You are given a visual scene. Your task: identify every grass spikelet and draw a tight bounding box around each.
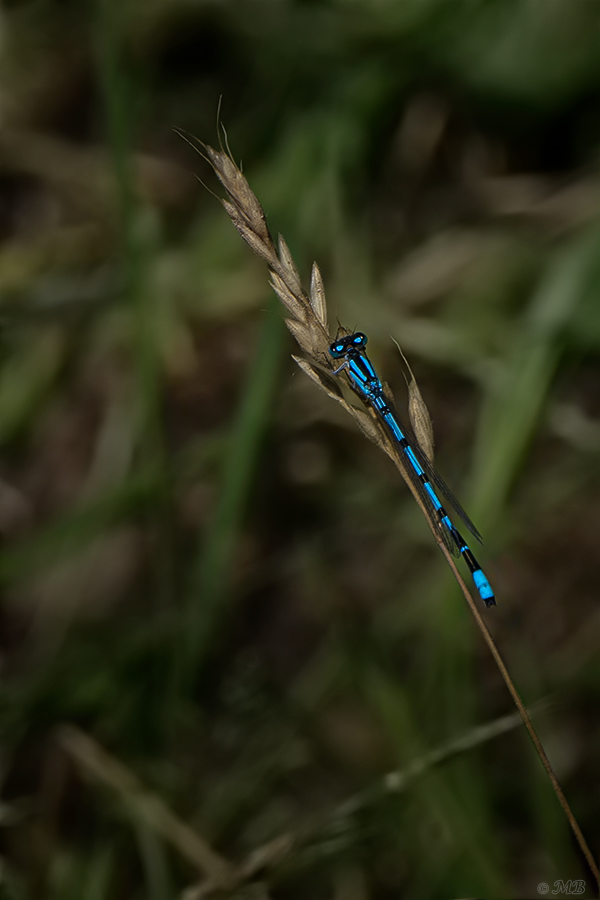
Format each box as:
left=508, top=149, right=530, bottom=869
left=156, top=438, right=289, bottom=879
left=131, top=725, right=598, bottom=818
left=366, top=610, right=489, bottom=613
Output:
left=394, top=338, right=435, bottom=464
left=204, top=146, right=272, bottom=248
left=277, top=234, right=303, bottom=298
left=200, top=144, right=330, bottom=356
left=270, top=271, right=306, bottom=320
left=309, top=262, right=328, bottom=329
left=407, top=375, right=435, bottom=465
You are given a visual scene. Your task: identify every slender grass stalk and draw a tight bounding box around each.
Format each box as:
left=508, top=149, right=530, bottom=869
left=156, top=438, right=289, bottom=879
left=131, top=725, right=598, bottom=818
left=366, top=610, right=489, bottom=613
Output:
left=441, top=543, right=600, bottom=889
left=195, top=140, right=600, bottom=894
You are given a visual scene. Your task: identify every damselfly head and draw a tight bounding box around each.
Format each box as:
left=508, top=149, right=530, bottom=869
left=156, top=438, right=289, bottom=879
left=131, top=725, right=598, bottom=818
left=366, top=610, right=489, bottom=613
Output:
left=329, top=331, right=367, bottom=358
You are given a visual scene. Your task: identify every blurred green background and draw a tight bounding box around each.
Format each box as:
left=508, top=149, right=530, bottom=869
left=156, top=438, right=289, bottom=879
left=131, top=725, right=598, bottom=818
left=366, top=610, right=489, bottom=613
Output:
left=0, top=0, right=599, bottom=897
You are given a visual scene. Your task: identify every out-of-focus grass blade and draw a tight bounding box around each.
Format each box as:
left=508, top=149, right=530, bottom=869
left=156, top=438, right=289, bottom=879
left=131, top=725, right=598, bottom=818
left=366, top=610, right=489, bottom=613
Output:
left=135, top=824, right=171, bottom=900
left=470, top=228, right=600, bottom=530
left=82, top=847, right=114, bottom=900
left=181, top=300, right=285, bottom=688
left=94, top=0, right=163, bottom=462
left=94, top=0, right=136, bottom=247
left=94, top=0, right=173, bottom=619
left=0, top=471, right=155, bottom=584
left=0, top=328, right=65, bottom=444
left=361, top=664, right=509, bottom=898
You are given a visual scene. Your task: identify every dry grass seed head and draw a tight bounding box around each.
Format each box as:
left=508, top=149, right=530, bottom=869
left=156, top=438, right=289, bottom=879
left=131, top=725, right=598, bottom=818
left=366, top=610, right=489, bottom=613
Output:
left=392, top=338, right=435, bottom=464
left=200, top=143, right=441, bottom=525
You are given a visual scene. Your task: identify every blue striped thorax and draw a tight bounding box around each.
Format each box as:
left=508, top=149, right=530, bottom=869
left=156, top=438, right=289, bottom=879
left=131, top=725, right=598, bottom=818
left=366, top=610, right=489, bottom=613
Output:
left=329, top=333, right=382, bottom=400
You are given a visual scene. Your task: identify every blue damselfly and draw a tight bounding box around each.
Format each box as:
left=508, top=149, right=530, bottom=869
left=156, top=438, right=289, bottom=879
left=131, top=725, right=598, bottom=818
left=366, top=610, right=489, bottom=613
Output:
left=329, top=331, right=494, bottom=607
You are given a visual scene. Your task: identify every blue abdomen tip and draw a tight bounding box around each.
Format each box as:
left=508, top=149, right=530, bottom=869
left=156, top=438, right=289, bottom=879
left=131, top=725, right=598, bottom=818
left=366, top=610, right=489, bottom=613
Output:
left=473, top=569, right=496, bottom=608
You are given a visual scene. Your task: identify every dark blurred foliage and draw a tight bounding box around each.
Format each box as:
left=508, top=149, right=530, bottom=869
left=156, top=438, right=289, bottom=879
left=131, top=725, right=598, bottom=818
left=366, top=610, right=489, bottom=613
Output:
left=0, top=0, right=598, bottom=897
